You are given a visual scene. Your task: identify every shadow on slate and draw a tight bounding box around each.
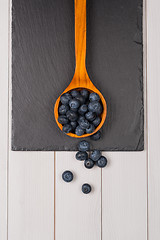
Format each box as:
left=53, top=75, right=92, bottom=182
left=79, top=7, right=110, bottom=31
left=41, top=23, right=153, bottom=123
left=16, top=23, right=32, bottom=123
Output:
left=12, top=0, right=144, bottom=151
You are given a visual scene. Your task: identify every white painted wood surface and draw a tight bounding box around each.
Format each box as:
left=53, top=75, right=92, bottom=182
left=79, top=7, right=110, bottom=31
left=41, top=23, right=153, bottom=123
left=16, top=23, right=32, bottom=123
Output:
left=147, top=0, right=160, bottom=239
left=1, top=0, right=160, bottom=239
left=0, top=0, right=9, bottom=239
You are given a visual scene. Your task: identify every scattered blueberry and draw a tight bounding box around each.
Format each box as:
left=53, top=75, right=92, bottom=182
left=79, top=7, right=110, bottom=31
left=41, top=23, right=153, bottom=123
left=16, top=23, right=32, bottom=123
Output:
left=58, top=115, right=69, bottom=125
left=69, top=99, right=81, bottom=111
left=75, top=126, right=85, bottom=136
left=79, top=118, right=90, bottom=129
left=89, top=92, right=100, bottom=102
left=82, top=183, right=91, bottom=194
left=60, top=93, right=72, bottom=105
left=86, top=124, right=95, bottom=134
left=80, top=89, right=89, bottom=99
left=70, top=89, right=80, bottom=98
left=62, top=124, right=72, bottom=133
left=78, top=104, right=88, bottom=115
left=76, top=151, right=88, bottom=161
left=90, top=150, right=101, bottom=162
left=96, top=156, right=107, bottom=168
left=88, top=101, right=103, bottom=115
left=78, top=140, right=90, bottom=152
left=90, top=131, right=101, bottom=141
left=84, top=159, right=94, bottom=169
left=62, top=170, right=73, bottom=182
left=66, top=110, right=78, bottom=121
left=92, top=117, right=101, bottom=127
left=85, top=112, right=96, bottom=121
left=58, top=104, right=69, bottom=115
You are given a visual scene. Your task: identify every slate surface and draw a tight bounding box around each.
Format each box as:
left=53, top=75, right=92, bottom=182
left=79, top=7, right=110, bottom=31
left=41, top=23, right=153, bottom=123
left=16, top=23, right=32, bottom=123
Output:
left=12, top=0, right=143, bottom=151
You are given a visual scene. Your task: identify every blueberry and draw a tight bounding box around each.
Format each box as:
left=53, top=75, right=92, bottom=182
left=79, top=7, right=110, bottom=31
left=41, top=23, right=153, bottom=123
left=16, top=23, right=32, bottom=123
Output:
left=86, top=124, right=95, bottom=134
left=58, top=104, right=69, bottom=115
left=75, top=126, right=85, bottom=136
left=96, top=156, right=107, bottom=168
left=70, top=89, right=80, bottom=98
left=84, top=159, right=94, bottom=169
left=90, top=149, right=101, bottom=161
left=78, top=140, right=90, bottom=151
left=60, top=93, right=72, bottom=105
left=76, top=151, right=88, bottom=161
left=79, top=118, right=90, bottom=129
left=62, top=171, right=73, bottom=182
left=85, top=112, right=96, bottom=121
left=82, top=183, right=91, bottom=194
left=89, top=92, right=100, bottom=102
left=80, top=89, right=89, bottom=99
left=88, top=101, right=103, bottom=115
left=63, top=124, right=72, bottom=133
left=66, top=110, right=78, bottom=121
left=78, top=104, right=88, bottom=115
left=78, top=116, right=85, bottom=124
left=69, top=99, right=80, bottom=110
left=75, top=95, right=85, bottom=104
left=70, top=121, right=77, bottom=130
left=90, top=131, right=101, bottom=141
left=92, top=117, right=101, bottom=127
left=58, top=115, right=69, bottom=125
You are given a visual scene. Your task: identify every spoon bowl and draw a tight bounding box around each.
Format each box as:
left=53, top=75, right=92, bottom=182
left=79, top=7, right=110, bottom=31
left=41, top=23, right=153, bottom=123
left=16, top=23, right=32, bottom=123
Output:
left=54, top=0, right=107, bottom=138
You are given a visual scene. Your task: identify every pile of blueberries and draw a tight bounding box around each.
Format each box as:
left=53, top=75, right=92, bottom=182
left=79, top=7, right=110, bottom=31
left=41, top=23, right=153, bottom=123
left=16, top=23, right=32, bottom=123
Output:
left=58, top=89, right=103, bottom=136
left=62, top=140, right=108, bottom=194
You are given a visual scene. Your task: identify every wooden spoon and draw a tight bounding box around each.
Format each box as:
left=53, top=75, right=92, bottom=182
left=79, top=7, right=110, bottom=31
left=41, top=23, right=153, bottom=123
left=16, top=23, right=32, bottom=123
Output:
left=54, top=0, right=107, bottom=138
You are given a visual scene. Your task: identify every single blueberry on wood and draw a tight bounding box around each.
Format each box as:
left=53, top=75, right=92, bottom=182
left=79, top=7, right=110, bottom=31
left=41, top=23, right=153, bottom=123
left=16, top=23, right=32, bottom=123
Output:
left=62, top=124, right=72, bottom=133
left=89, top=92, right=100, bottom=102
left=88, top=101, right=102, bottom=115
left=76, top=151, right=88, bottom=161
left=60, top=93, right=72, bottom=105
left=62, top=171, right=73, bottom=182
left=92, top=117, right=101, bottom=127
left=90, top=131, right=101, bottom=141
left=86, top=124, right=95, bottom=134
left=84, top=159, right=94, bottom=169
left=58, top=115, right=69, bottom=125
left=78, top=104, right=88, bottom=115
left=78, top=140, right=90, bottom=151
left=96, top=156, right=108, bottom=168
left=66, top=110, right=78, bottom=121
left=90, top=149, right=101, bottom=161
left=80, top=89, right=89, bottom=99
left=69, top=99, right=80, bottom=110
left=79, top=118, right=90, bottom=129
left=82, top=183, right=91, bottom=194
left=58, top=104, right=69, bottom=115
left=75, top=126, right=85, bottom=136
left=70, top=89, right=80, bottom=98
left=85, top=111, right=96, bottom=121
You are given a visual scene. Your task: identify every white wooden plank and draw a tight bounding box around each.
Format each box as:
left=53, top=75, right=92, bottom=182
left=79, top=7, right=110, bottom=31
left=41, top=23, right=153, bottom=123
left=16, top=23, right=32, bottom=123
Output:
left=0, top=0, right=9, bottom=239
left=102, top=152, right=147, bottom=240
left=8, top=152, right=54, bottom=240
left=147, top=0, right=160, bottom=239
left=55, top=152, right=101, bottom=240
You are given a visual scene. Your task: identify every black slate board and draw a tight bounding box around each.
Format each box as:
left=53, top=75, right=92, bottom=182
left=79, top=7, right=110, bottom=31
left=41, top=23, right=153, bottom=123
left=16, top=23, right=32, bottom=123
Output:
left=12, top=0, right=144, bottom=151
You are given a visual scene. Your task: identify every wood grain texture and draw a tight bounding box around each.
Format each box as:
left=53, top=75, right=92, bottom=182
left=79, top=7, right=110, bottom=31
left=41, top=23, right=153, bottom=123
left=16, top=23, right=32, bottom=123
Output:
left=55, top=152, right=101, bottom=240
left=0, top=0, right=9, bottom=239
left=147, top=0, right=160, bottom=239
left=102, top=152, right=147, bottom=240
left=8, top=152, right=54, bottom=240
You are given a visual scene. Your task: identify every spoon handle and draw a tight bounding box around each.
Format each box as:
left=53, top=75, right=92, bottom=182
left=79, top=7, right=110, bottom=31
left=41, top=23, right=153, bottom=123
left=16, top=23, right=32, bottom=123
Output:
left=74, top=0, right=87, bottom=79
